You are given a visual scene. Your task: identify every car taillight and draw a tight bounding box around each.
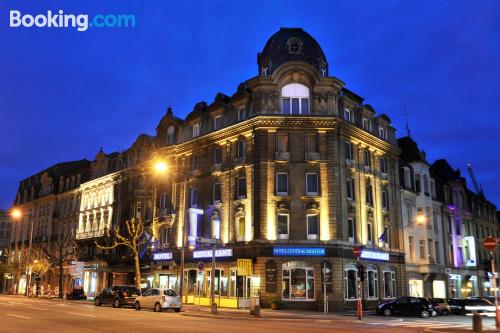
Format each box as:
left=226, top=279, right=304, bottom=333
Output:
left=123, top=291, right=128, bottom=297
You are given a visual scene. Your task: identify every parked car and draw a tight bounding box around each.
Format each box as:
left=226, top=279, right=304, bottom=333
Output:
left=376, top=296, right=436, bottom=318
left=427, top=298, right=450, bottom=316
left=134, top=288, right=182, bottom=312
left=94, top=285, right=141, bottom=308
left=448, top=298, right=495, bottom=315
left=66, top=288, right=87, bottom=300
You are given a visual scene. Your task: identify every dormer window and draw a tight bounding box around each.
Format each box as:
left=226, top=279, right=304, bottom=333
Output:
left=362, top=118, right=372, bottom=131
left=378, top=126, right=387, bottom=139
left=192, top=123, right=200, bottom=137
left=343, top=109, right=354, bottom=123
left=213, top=115, right=222, bottom=130
left=238, top=107, right=247, bottom=121
left=167, top=125, right=175, bottom=145
left=281, top=83, right=309, bottom=115
left=321, top=67, right=327, bottom=77
left=262, top=66, right=269, bottom=76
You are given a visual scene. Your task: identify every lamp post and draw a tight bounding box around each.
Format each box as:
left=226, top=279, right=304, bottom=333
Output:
left=194, top=236, right=219, bottom=314
left=11, top=208, right=34, bottom=296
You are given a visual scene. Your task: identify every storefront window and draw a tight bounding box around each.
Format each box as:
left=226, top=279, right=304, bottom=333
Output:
left=384, top=269, right=396, bottom=298
left=282, top=261, right=315, bottom=300
left=449, top=275, right=461, bottom=298
left=367, top=265, right=378, bottom=299
left=409, top=279, right=423, bottom=297
left=433, top=280, right=446, bottom=298
left=344, top=263, right=357, bottom=300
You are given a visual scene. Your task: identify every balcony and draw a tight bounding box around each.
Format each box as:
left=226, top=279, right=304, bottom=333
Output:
left=234, top=156, right=246, bottom=167
left=210, top=164, right=222, bottom=173
left=380, top=172, right=388, bottom=180
left=305, top=152, right=320, bottom=161
left=76, top=229, right=105, bottom=240
left=363, top=165, right=372, bottom=173
left=345, top=159, right=355, bottom=168
left=275, top=151, right=290, bottom=162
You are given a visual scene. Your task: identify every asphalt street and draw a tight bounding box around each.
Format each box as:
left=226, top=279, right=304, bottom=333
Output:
left=0, top=295, right=498, bottom=333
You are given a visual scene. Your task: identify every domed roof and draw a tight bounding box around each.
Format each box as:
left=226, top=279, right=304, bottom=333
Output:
left=258, top=28, right=328, bottom=76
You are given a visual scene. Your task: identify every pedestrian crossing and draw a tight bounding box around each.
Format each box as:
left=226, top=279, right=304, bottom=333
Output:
left=364, top=320, right=493, bottom=331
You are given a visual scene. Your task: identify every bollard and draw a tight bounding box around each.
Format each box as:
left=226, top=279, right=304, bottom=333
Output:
left=254, top=305, right=261, bottom=318
left=472, top=311, right=483, bottom=332
left=211, top=303, right=218, bottom=314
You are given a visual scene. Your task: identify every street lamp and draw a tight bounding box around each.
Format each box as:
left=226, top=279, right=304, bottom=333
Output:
left=416, top=213, right=426, bottom=224
left=11, top=208, right=34, bottom=296
left=154, top=161, right=168, bottom=174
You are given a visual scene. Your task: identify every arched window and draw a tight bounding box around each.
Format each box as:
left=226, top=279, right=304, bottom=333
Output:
left=235, top=211, right=246, bottom=242
left=211, top=213, right=220, bottom=240
left=167, top=126, right=175, bottom=145
left=282, top=261, right=315, bottom=300
left=367, top=265, right=378, bottom=299
left=281, top=83, right=310, bottom=115
left=344, top=262, right=358, bottom=300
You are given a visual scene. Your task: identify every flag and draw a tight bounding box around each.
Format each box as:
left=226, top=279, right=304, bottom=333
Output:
left=378, top=227, right=388, bottom=243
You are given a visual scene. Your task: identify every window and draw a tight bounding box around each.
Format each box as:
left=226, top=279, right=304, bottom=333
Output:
left=191, top=155, right=199, bottom=171
left=367, top=222, right=373, bottom=244
left=212, top=216, right=220, bottom=240
left=238, top=107, right=247, bottom=121
left=307, top=214, right=319, bottom=239
left=348, top=218, right=356, bottom=243
left=306, top=173, right=319, bottom=195
left=236, top=215, right=245, bottom=241
left=367, top=266, right=378, bottom=299
left=415, top=174, right=421, bottom=193
left=277, top=213, right=289, bottom=239
left=380, top=157, right=387, bottom=173
left=276, top=134, right=288, bottom=152
left=305, top=134, right=318, bottom=153
left=281, top=83, right=309, bottom=115
left=283, top=262, right=315, bottom=300
left=321, top=66, right=327, bottom=77
left=344, top=264, right=358, bottom=299
left=346, top=178, right=355, bottom=201
left=430, top=180, right=436, bottom=198
left=428, top=239, right=434, bottom=260
left=276, top=173, right=289, bottom=195
left=261, top=66, right=268, bottom=76
left=213, top=147, right=222, bottom=165
left=167, top=125, right=175, bottom=145
left=190, top=188, right=198, bottom=208
left=237, top=140, right=246, bottom=159
left=378, top=127, right=387, bottom=139
left=383, top=270, right=396, bottom=298
left=423, top=174, right=429, bottom=195
left=382, top=190, right=389, bottom=211
left=366, top=182, right=374, bottom=206
left=364, top=150, right=371, bottom=167
left=192, top=123, right=200, bottom=137
left=435, top=241, right=440, bottom=263
left=419, top=240, right=425, bottom=259
left=362, top=118, right=371, bottom=131
left=344, top=141, right=353, bottom=160
left=213, top=183, right=221, bottom=203
left=408, top=236, right=414, bottom=260
left=135, top=202, right=142, bottom=219
left=237, top=177, right=246, bottom=198
left=343, top=108, right=353, bottom=122
left=213, top=115, right=222, bottom=130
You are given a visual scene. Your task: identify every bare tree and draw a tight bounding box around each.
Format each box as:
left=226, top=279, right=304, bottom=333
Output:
left=95, top=218, right=144, bottom=289
left=41, top=231, right=76, bottom=298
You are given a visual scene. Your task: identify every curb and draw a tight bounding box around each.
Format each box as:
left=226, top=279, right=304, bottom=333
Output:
left=180, top=312, right=383, bottom=323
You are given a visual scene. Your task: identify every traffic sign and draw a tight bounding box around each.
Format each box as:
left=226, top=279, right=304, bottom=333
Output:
left=353, top=246, right=364, bottom=259
left=483, top=237, right=498, bottom=251
left=197, top=262, right=205, bottom=272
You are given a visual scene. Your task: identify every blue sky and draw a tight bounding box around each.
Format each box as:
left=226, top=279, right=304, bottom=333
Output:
left=1, top=0, right=500, bottom=209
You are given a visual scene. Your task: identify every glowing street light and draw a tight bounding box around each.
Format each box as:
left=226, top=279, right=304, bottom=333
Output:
left=11, top=208, right=22, bottom=219
left=416, top=213, right=426, bottom=224
left=154, top=161, right=168, bottom=174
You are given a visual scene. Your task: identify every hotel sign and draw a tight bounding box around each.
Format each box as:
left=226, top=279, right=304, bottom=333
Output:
left=193, top=248, right=233, bottom=259
left=272, top=247, right=326, bottom=256
left=153, top=252, right=173, bottom=261
left=360, top=249, right=389, bottom=261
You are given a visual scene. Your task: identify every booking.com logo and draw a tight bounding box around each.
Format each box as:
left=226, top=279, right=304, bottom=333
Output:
left=9, top=10, right=135, bottom=32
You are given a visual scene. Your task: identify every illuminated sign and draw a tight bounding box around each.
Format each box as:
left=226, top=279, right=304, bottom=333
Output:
left=153, top=252, right=173, bottom=261
left=272, top=247, right=326, bottom=256
left=449, top=274, right=460, bottom=280
left=464, top=236, right=477, bottom=267
left=360, top=250, right=389, bottom=261
left=193, top=248, right=233, bottom=259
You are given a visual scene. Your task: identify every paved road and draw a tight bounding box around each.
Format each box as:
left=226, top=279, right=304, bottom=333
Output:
left=0, top=295, right=497, bottom=333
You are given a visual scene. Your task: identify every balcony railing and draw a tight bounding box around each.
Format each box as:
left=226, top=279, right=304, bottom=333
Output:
left=275, top=151, right=290, bottom=161
left=305, top=152, right=320, bottom=161
left=76, top=229, right=105, bottom=240
left=234, top=156, right=246, bottom=167
left=190, top=169, right=202, bottom=178
left=211, top=164, right=222, bottom=173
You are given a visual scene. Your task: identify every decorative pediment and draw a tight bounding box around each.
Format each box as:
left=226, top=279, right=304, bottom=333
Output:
left=307, top=201, right=320, bottom=212
left=276, top=199, right=290, bottom=212
left=367, top=209, right=374, bottom=221
left=235, top=204, right=245, bottom=215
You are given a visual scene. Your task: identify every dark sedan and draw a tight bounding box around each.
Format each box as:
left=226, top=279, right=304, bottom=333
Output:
left=94, top=285, right=141, bottom=308
left=376, top=296, right=436, bottom=318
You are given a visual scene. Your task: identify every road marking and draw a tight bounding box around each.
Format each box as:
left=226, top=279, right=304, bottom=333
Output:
left=67, top=312, right=96, bottom=318
left=27, top=306, right=48, bottom=311
left=6, top=314, right=31, bottom=319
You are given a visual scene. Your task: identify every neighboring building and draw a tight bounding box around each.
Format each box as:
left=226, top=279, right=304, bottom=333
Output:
left=7, top=160, right=90, bottom=295
left=431, top=159, right=499, bottom=299
left=398, top=137, right=446, bottom=298
left=0, top=210, right=12, bottom=293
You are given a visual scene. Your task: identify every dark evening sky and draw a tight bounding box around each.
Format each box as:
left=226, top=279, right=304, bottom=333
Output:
left=1, top=1, right=499, bottom=210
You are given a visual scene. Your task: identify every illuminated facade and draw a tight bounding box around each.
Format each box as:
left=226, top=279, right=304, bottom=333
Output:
left=149, top=28, right=406, bottom=310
